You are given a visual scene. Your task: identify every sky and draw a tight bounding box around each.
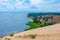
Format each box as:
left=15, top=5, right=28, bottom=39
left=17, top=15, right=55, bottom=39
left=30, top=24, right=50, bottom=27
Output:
left=0, top=0, right=60, bottom=12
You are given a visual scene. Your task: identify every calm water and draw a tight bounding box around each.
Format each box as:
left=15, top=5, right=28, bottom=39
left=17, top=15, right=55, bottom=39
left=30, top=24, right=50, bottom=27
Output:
left=0, top=12, right=30, bottom=37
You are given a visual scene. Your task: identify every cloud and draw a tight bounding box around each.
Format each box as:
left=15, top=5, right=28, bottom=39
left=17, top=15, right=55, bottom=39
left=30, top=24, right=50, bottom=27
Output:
left=29, top=0, right=60, bottom=12
left=30, top=0, right=56, bottom=5
left=30, top=0, right=41, bottom=5
left=36, top=4, right=60, bottom=12
left=0, top=1, right=14, bottom=9
left=0, top=0, right=60, bottom=12
left=43, top=0, right=56, bottom=3
left=0, top=0, right=31, bottom=10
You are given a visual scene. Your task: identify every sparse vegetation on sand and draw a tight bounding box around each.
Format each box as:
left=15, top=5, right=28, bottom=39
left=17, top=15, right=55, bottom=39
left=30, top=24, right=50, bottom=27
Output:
left=4, top=38, right=10, bottom=40
left=28, top=34, right=36, bottom=39
left=9, top=33, right=14, bottom=37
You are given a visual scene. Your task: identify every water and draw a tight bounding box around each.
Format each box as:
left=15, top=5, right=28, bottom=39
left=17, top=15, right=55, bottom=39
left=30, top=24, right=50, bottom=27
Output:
left=0, top=12, right=30, bottom=37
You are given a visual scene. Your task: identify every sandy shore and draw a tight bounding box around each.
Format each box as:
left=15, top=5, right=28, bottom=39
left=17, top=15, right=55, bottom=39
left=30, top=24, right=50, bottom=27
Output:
left=2, top=23, right=60, bottom=40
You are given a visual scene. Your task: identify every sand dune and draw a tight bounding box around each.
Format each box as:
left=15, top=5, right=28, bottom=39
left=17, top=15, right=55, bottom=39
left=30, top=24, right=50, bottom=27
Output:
left=0, top=38, right=2, bottom=40
left=2, top=23, right=60, bottom=40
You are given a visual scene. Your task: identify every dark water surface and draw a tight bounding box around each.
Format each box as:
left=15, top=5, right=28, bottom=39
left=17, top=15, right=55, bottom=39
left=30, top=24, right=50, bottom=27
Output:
left=0, top=12, right=30, bottom=37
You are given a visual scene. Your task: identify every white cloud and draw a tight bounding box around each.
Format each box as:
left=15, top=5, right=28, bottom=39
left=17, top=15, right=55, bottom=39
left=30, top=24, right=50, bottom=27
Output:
left=14, top=0, right=31, bottom=10
left=30, top=0, right=56, bottom=5
left=30, top=0, right=43, bottom=5
left=0, top=0, right=31, bottom=10
left=0, top=0, right=60, bottom=12
left=0, top=1, right=14, bottom=9
left=32, top=3, right=60, bottom=12
left=43, top=0, right=56, bottom=3
left=0, top=0, right=8, bottom=2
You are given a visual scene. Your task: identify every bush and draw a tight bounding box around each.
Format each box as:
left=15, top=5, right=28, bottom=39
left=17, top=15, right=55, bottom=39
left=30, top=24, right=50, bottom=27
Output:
left=29, top=34, right=36, bottom=39
left=43, top=22, right=48, bottom=26
left=48, top=22, right=53, bottom=25
left=43, top=22, right=53, bottom=26
left=9, top=33, right=14, bottom=37
left=5, top=38, right=10, bottom=40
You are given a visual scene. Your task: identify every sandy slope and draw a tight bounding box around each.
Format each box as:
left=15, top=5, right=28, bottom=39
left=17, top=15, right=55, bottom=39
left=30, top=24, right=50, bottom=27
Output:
left=2, top=23, right=60, bottom=40
left=0, top=38, right=2, bottom=40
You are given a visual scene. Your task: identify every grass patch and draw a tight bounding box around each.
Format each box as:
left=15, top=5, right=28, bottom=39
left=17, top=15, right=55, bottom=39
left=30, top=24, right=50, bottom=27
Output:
left=26, top=22, right=41, bottom=29
left=25, top=21, right=53, bottom=31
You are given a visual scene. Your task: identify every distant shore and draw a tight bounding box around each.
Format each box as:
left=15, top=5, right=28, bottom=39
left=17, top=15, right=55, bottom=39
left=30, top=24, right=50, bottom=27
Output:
left=26, top=13, right=60, bottom=30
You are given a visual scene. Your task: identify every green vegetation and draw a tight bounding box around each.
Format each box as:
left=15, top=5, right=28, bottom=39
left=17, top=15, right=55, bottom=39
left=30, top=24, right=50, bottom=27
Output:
left=26, top=13, right=55, bottom=31
left=43, top=22, right=53, bottom=26
left=29, top=34, right=36, bottom=39
left=5, top=38, right=10, bottom=40
left=25, top=21, right=53, bottom=31
left=26, top=22, right=41, bottom=30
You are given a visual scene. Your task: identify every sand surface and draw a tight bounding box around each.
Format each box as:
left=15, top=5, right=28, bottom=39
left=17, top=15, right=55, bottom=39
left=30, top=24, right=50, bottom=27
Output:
left=0, top=38, right=2, bottom=40
left=2, top=23, right=60, bottom=40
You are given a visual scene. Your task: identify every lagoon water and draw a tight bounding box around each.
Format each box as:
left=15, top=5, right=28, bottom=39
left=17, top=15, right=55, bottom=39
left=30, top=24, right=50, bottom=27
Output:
left=0, top=12, right=30, bottom=37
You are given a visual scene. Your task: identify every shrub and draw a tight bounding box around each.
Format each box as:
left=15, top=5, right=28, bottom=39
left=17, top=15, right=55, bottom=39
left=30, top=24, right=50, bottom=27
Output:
left=29, top=34, right=36, bottom=39
left=9, top=33, right=14, bottom=37
left=43, top=22, right=48, bottom=26
left=48, top=22, right=53, bottom=25
left=5, top=38, right=10, bottom=40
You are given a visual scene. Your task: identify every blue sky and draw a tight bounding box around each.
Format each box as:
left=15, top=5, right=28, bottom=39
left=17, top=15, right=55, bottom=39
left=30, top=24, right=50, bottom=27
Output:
left=0, top=0, right=60, bottom=12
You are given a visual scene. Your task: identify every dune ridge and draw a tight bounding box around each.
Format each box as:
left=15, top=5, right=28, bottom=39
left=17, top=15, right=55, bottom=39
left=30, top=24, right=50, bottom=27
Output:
left=1, top=23, right=60, bottom=40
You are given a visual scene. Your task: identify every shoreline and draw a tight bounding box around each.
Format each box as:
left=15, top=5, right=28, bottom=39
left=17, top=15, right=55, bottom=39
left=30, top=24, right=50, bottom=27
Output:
left=1, top=23, right=60, bottom=40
